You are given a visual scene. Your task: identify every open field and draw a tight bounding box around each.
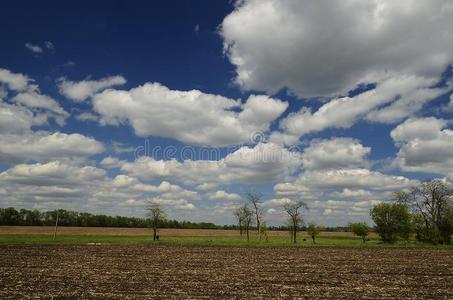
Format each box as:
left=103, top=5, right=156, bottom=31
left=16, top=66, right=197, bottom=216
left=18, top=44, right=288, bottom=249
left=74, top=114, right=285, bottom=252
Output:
left=2, top=234, right=453, bottom=249
left=1, top=245, right=452, bottom=298
left=1, top=226, right=451, bottom=248
left=1, top=227, right=452, bottom=298
left=0, top=225, right=376, bottom=237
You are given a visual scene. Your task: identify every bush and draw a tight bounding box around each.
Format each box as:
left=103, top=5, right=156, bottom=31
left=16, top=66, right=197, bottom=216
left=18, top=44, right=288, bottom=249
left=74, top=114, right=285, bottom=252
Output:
left=307, top=223, right=322, bottom=244
left=349, top=222, right=369, bottom=243
left=370, top=203, right=412, bottom=243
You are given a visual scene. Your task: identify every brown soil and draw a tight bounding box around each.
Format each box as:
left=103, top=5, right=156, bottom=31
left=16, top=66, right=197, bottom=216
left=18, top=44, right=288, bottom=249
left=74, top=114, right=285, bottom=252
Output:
left=0, top=245, right=452, bottom=299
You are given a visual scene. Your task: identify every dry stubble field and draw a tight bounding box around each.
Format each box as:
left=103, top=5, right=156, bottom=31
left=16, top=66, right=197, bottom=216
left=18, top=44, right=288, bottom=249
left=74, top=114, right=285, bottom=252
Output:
left=1, top=244, right=452, bottom=299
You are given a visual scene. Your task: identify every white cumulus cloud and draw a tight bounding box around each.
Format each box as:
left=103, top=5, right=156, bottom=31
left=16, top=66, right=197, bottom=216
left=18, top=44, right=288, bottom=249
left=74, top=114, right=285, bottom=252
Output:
left=93, top=82, right=288, bottom=146
left=391, top=117, right=453, bottom=180
left=221, top=0, right=453, bottom=98
left=57, top=75, right=127, bottom=102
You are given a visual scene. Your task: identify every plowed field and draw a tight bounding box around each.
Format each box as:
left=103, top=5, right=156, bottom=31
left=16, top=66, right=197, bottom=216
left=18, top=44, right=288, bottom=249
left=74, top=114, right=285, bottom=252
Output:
left=1, top=245, right=452, bottom=298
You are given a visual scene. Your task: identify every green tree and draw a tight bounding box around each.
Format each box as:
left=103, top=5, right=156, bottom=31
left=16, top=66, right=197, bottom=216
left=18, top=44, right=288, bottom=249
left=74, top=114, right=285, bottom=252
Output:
left=0, top=207, right=20, bottom=225
left=370, top=203, right=412, bottom=243
left=396, top=180, right=453, bottom=244
left=307, top=223, right=322, bottom=244
left=349, top=222, right=370, bottom=243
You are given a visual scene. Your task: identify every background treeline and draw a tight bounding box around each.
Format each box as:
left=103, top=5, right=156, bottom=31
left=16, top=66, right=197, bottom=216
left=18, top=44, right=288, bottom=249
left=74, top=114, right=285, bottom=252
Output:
left=0, top=207, right=220, bottom=229
left=0, top=207, right=349, bottom=231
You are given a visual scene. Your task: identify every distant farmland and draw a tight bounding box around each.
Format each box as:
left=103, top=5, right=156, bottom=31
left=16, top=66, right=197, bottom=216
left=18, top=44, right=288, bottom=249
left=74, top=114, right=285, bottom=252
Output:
left=0, top=225, right=377, bottom=237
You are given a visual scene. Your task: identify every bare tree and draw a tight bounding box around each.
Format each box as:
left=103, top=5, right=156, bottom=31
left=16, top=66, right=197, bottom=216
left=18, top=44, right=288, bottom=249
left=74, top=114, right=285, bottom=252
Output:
left=283, top=200, right=308, bottom=244
left=261, top=221, right=269, bottom=243
left=147, top=203, right=167, bottom=241
left=238, top=204, right=253, bottom=242
left=233, top=207, right=244, bottom=237
left=243, top=205, right=254, bottom=242
left=248, top=192, right=263, bottom=241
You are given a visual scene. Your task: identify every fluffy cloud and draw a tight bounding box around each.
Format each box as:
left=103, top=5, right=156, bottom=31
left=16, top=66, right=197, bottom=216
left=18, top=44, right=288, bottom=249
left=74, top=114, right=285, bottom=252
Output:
left=0, top=68, right=69, bottom=128
left=0, top=132, right=104, bottom=164
left=0, top=68, right=32, bottom=91
left=12, top=92, right=65, bottom=115
left=111, top=175, right=199, bottom=199
left=221, top=0, right=453, bottom=98
left=301, top=138, right=370, bottom=170
left=0, top=161, right=106, bottom=187
left=75, top=112, right=99, bottom=122
left=44, top=41, right=55, bottom=51
left=149, top=197, right=195, bottom=210
left=0, top=100, right=35, bottom=134
left=274, top=169, right=418, bottom=197
left=271, top=75, right=450, bottom=145
left=331, top=189, right=373, bottom=199
left=25, top=42, right=55, bottom=54
left=391, top=117, right=453, bottom=179
left=57, top=75, right=127, bottom=102
left=121, top=143, right=301, bottom=186
left=25, top=43, right=43, bottom=54
left=208, top=190, right=241, bottom=201
left=111, top=141, right=135, bottom=154
left=0, top=161, right=199, bottom=212
left=100, top=156, right=127, bottom=169
left=390, top=117, right=447, bottom=142
left=0, top=161, right=108, bottom=210
left=310, top=199, right=383, bottom=219
left=11, top=92, right=68, bottom=125
left=262, top=197, right=294, bottom=208
left=93, top=83, right=288, bottom=146
left=270, top=165, right=417, bottom=225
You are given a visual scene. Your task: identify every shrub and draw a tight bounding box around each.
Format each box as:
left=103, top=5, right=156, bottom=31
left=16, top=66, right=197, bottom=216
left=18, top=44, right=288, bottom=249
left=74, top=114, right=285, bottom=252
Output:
left=349, top=222, right=369, bottom=243
left=370, top=203, right=412, bottom=243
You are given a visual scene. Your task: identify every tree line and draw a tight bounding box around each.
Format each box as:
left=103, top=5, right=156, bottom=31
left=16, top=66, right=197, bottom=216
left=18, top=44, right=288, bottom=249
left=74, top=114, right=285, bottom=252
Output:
left=0, top=207, right=221, bottom=229
left=0, top=206, right=350, bottom=232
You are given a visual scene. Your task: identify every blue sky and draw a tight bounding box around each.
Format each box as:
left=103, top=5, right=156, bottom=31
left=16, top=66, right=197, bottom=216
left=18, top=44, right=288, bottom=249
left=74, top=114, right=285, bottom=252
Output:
left=0, top=0, right=452, bottom=226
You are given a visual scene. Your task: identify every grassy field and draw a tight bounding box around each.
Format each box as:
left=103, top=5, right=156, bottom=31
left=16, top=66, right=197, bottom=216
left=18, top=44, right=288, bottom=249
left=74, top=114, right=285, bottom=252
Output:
left=0, top=225, right=374, bottom=237
left=0, top=226, right=451, bottom=248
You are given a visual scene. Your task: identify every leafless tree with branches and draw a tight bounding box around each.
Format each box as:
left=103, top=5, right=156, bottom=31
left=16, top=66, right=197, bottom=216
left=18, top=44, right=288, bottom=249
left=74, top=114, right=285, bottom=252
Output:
left=233, top=207, right=245, bottom=237
left=147, top=203, right=167, bottom=241
left=233, top=204, right=253, bottom=241
left=283, top=200, right=308, bottom=244
left=248, top=192, right=263, bottom=241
